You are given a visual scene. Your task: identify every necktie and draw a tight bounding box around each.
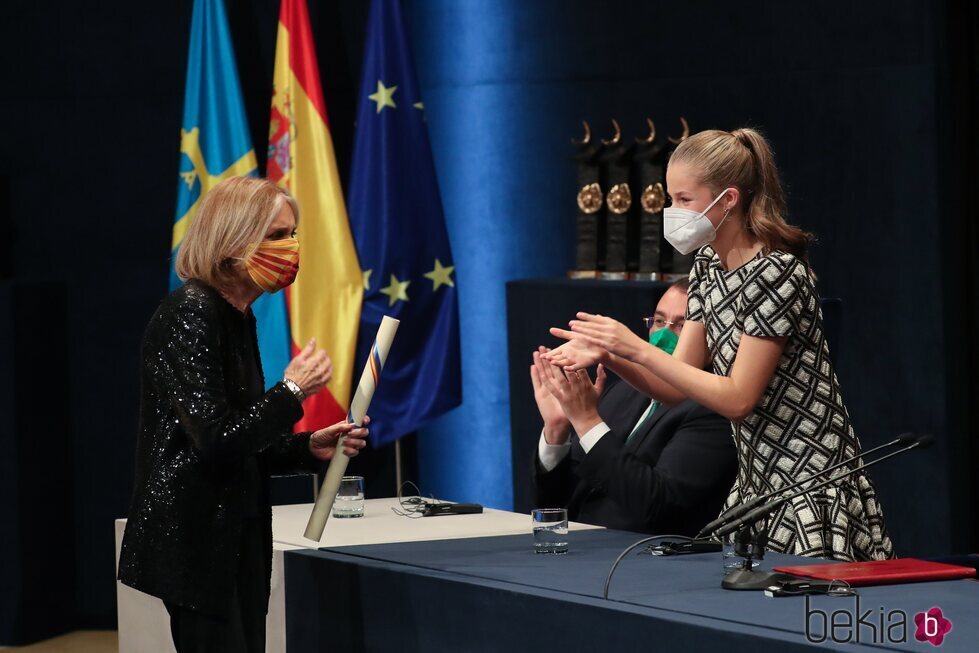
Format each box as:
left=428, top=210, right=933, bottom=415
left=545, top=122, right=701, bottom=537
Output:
left=626, top=399, right=660, bottom=443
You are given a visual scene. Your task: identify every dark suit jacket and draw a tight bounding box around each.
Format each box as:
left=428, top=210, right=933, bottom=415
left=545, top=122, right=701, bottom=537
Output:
left=533, top=377, right=736, bottom=536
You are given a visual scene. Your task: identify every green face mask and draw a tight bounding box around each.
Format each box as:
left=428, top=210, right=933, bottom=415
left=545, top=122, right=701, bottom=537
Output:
left=648, top=327, right=678, bottom=355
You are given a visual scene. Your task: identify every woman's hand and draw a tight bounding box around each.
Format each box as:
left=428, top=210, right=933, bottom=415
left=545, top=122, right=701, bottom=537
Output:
left=309, top=416, right=370, bottom=461
left=530, top=347, right=571, bottom=444
left=542, top=331, right=609, bottom=371
left=284, top=338, right=333, bottom=397
left=535, top=356, right=606, bottom=436
left=566, top=312, right=648, bottom=363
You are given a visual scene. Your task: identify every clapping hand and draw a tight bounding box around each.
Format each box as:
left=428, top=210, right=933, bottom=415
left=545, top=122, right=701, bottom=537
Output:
left=542, top=332, right=608, bottom=371
left=533, top=351, right=606, bottom=435
left=530, top=347, right=571, bottom=443
left=550, top=312, right=647, bottom=364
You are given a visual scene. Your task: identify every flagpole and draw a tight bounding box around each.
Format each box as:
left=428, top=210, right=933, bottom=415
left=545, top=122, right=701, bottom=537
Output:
left=394, top=439, right=403, bottom=494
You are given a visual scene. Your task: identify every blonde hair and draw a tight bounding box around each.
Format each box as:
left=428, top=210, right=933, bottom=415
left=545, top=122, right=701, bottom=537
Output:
left=174, top=176, right=299, bottom=289
left=670, top=127, right=813, bottom=262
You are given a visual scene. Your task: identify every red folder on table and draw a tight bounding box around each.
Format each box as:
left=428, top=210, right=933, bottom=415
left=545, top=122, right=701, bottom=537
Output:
left=773, top=558, right=976, bottom=587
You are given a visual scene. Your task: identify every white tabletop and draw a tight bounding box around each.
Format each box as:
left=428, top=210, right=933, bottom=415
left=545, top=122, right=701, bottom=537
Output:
left=115, top=497, right=602, bottom=653
left=272, top=497, right=601, bottom=549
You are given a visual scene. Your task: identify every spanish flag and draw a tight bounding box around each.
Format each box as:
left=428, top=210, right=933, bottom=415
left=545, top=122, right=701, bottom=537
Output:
left=268, top=0, right=363, bottom=429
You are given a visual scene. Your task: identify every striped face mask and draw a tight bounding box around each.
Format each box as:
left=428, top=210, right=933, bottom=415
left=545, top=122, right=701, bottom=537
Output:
left=242, top=237, right=300, bottom=293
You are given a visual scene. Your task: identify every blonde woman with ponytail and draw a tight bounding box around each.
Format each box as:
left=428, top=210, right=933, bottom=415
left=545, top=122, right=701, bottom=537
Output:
left=545, top=128, right=893, bottom=562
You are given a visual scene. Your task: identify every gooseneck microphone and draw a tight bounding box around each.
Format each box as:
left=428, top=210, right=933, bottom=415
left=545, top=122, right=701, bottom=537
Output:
left=602, top=534, right=693, bottom=600
left=712, top=434, right=933, bottom=539
left=696, top=432, right=916, bottom=539
left=604, top=434, right=932, bottom=598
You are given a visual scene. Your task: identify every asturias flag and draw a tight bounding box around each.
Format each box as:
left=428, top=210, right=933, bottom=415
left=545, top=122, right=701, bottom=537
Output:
left=268, top=0, right=364, bottom=430
left=347, top=0, right=462, bottom=446
left=170, top=0, right=291, bottom=387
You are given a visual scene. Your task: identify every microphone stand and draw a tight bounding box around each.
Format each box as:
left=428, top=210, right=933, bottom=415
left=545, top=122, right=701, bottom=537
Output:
left=711, top=435, right=931, bottom=590
left=718, top=522, right=789, bottom=590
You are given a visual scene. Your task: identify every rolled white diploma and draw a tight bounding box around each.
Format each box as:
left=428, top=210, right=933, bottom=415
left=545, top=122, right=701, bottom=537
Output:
left=304, top=316, right=400, bottom=541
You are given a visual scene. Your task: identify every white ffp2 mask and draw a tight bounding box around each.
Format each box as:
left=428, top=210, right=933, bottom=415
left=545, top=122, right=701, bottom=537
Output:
left=663, top=189, right=733, bottom=255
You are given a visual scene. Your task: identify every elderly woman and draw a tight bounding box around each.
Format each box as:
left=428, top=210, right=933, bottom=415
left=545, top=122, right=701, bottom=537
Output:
left=119, top=176, right=367, bottom=652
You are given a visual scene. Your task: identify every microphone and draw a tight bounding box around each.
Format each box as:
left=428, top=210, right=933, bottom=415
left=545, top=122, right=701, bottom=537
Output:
left=696, top=433, right=916, bottom=538
left=713, top=434, right=932, bottom=538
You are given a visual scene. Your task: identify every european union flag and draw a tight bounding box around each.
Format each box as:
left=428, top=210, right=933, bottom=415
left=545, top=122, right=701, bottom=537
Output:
left=170, top=0, right=291, bottom=387
left=348, top=0, right=462, bottom=446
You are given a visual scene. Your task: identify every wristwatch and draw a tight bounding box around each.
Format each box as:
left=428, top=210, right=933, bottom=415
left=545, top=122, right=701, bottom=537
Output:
left=282, top=377, right=305, bottom=403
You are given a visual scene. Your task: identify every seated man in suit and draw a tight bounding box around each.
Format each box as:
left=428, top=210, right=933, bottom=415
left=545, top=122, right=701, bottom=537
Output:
left=531, top=279, right=737, bottom=536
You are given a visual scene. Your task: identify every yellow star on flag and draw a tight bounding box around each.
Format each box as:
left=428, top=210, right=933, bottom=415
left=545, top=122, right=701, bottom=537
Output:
left=424, top=259, right=455, bottom=290
left=368, top=80, right=397, bottom=113
left=379, top=274, right=410, bottom=306
left=362, top=269, right=373, bottom=290
left=180, top=170, right=197, bottom=190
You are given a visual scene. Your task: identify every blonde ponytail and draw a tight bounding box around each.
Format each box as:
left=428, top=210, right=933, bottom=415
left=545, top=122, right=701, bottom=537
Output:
left=670, top=127, right=813, bottom=262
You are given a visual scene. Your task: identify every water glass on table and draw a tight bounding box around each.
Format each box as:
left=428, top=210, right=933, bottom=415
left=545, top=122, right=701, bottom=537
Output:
left=532, top=508, right=568, bottom=554
left=332, top=475, right=365, bottom=518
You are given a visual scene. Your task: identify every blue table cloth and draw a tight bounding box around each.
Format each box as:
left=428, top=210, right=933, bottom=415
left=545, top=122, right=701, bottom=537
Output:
left=284, top=529, right=977, bottom=651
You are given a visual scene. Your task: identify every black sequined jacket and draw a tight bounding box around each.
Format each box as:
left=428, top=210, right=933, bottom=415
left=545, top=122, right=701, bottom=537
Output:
left=118, top=279, right=318, bottom=616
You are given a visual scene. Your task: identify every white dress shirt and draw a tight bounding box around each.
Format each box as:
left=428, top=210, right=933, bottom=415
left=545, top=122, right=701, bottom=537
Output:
left=536, top=399, right=659, bottom=472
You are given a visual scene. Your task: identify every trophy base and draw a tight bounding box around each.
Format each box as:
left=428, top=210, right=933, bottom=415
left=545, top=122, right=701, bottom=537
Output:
left=632, top=272, right=668, bottom=281
left=598, top=271, right=629, bottom=281
left=566, top=271, right=688, bottom=282
left=658, top=272, right=689, bottom=283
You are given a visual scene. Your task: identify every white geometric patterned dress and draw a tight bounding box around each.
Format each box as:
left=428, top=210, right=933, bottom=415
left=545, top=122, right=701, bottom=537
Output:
left=687, top=246, right=894, bottom=561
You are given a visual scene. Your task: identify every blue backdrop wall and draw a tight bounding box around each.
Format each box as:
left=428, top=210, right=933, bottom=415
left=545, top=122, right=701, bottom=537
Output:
left=408, top=0, right=973, bottom=561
